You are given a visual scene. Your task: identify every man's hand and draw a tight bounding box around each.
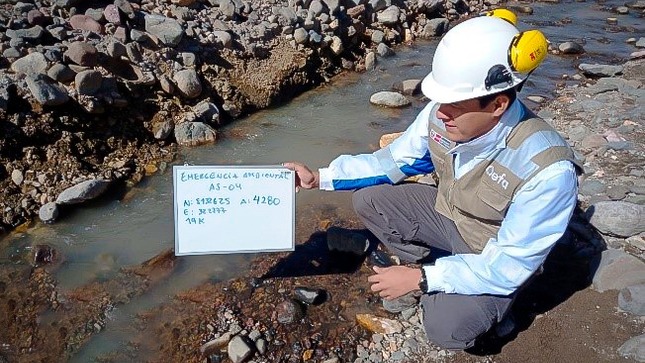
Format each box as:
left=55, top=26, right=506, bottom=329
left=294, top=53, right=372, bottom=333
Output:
left=282, top=162, right=320, bottom=191
left=368, top=265, right=422, bottom=300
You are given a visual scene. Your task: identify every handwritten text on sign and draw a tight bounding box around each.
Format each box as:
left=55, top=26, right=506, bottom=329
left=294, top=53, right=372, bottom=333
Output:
left=173, top=166, right=295, bottom=255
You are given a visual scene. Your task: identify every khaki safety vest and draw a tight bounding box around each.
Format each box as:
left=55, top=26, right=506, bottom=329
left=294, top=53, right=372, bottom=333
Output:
left=428, top=109, right=582, bottom=253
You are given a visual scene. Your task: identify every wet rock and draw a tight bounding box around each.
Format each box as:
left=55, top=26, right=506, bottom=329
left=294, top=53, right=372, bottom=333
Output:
left=365, top=52, right=376, bottom=71
left=579, top=63, right=624, bottom=77
left=200, top=332, right=232, bottom=355
left=33, top=244, right=56, bottom=265
left=392, top=79, right=421, bottom=96
left=356, top=313, right=403, bottom=334
left=193, top=101, right=220, bottom=125
left=376, top=42, right=394, bottom=57
left=294, top=287, right=326, bottom=305
left=617, top=334, right=645, bottom=361
left=618, top=284, right=645, bottom=315
left=38, top=202, right=59, bottom=223
left=591, top=249, right=645, bottom=292
left=276, top=298, right=304, bottom=324
left=55, top=179, right=112, bottom=205
left=585, top=201, right=645, bottom=237
left=174, top=122, right=217, bottom=146
left=227, top=335, right=253, bottom=363
left=559, top=41, right=585, bottom=54
left=369, top=91, right=410, bottom=108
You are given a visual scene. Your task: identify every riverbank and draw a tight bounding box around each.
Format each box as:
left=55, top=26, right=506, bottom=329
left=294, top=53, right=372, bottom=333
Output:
left=0, top=0, right=495, bottom=233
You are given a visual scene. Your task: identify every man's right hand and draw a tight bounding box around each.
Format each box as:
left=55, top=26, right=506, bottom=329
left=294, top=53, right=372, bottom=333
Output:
left=282, top=162, right=320, bottom=191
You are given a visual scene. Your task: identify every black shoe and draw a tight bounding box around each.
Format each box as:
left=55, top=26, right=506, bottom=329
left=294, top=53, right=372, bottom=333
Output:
left=367, top=249, right=399, bottom=268
left=326, top=227, right=370, bottom=255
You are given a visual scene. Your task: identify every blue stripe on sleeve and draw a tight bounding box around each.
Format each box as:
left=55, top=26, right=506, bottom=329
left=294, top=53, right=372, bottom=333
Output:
left=332, top=153, right=435, bottom=191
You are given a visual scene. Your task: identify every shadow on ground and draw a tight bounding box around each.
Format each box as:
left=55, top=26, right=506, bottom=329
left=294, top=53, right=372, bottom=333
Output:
left=467, top=211, right=605, bottom=355
left=259, top=229, right=372, bottom=280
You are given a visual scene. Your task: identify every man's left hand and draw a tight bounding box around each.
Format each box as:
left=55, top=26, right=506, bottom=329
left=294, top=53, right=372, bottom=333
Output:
left=367, top=265, right=422, bottom=300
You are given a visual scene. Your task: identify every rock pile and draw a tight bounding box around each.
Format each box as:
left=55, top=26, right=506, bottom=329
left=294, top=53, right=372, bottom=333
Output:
left=0, top=0, right=504, bottom=233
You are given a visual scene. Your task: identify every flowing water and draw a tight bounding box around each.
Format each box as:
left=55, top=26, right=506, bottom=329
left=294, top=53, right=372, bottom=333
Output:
left=1, top=1, right=643, bottom=360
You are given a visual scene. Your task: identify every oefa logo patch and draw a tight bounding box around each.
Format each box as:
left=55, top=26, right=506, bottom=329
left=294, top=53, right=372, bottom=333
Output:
left=485, top=165, right=509, bottom=190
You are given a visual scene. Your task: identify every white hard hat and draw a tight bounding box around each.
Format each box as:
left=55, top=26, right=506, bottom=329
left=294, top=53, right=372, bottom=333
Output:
left=421, top=15, right=546, bottom=104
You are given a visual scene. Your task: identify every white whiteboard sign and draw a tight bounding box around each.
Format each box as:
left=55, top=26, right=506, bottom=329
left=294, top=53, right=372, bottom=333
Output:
left=173, top=165, right=295, bottom=255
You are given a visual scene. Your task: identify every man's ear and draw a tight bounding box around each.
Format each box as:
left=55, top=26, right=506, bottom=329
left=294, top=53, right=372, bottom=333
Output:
left=491, top=94, right=511, bottom=117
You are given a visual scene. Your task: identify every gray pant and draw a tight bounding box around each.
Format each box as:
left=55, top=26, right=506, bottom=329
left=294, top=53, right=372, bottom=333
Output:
left=352, top=183, right=515, bottom=350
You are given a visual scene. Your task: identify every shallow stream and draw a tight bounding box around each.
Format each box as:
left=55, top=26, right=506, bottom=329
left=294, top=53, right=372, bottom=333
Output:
left=1, top=1, right=643, bottom=360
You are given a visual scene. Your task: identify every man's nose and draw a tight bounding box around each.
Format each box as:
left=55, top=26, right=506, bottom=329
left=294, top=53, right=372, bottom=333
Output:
left=436, top=106, right=450, bottom=121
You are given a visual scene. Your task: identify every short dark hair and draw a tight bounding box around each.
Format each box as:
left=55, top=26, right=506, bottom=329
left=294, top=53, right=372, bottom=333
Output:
left=477, top=87, right=517, bottom=109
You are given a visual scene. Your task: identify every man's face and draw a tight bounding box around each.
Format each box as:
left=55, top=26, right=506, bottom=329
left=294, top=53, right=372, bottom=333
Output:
left=435, top=97, right=501, bottom=143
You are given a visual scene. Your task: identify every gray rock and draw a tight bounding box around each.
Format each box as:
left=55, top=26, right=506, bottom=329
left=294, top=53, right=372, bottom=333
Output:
left=371, top=29, right=384, bottom=44
left=56, top=179, right=112, bottom=205
left=11, top=52, right=48, bottom=75
left=193, top=101, right=220, bottom=124
left=174, top=122, right=217, bottom=146
left=75, top=70, right=103, bottom=95
left=376, top=42, right=394, bottom=57
left=26, top=74, right=69, bottom=106
left=591, top=249, right=645, bottom=292
left=6, top=26, right=45, bottom=41
left=152, top=118, right=174, bottom=140
left=393, top=79, right=421, bottom=96
left=255, top=338, right=267, bottom=354
left=579, top=63, right=624, bottom=77
left=11, top=169, right=24, bottom=186
left=618, top=284, right=645, bottom=315
left=585, top=201, right=645, bottom=237
left=173, top=69, right=202, bottom=98
left=636, top=37, right=645, bottom=49
left=579, top=179, right=606, bottom=196
left=213, top=31, right=233, bottom=48
left=200, top=332, right=232, bottom=355
left=618, top=334, right=645, bottom=362
left=114, top=0, right=135, bottom=19
left=377, top=6, right=400, bottom=25
left=422, top=18, right=449, bottom=38
left=294, top=27, right=308, bottom=44
left=38, top=202, right=59, bottom=223
left=559, top=41, right=584, bottom=54
left=369, top=91, right=410, bottom=108
left=365, top=51, right=376, bottom=71
left=227, top=335, right=253, bottom=363
left=47, top=63, right=76, bottom=83
left=145, top=14, right=184, bottom=47
left=275, top=298, right=304, bottom=324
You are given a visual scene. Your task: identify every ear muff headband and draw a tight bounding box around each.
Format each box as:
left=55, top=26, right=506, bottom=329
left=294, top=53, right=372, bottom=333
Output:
left=508, top=29, right=548, bottom=73
left=482, top=9, right=548, bottom=74
left=483, top=8, right=518, bottom=25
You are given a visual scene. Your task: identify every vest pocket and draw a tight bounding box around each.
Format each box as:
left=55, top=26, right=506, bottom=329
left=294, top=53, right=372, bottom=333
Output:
left=476, top=181, right=512, bottom=214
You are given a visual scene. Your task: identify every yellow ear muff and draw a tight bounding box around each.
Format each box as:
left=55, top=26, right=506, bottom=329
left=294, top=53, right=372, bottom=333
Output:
left=508, top=29, right=548, bottom=73
left=483, top=8, right=518, bottom=26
